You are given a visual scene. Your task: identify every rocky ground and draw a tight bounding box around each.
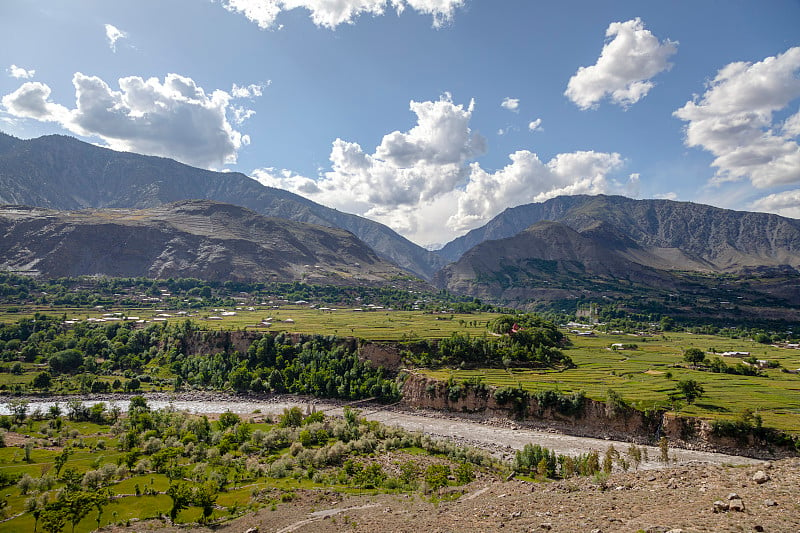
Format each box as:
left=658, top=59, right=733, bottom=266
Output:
left=106, top=458, right=800, bottom=533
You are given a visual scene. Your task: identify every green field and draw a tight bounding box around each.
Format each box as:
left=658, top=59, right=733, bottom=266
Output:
left=1, top=304, right=496, bottom=341
left=0, top=406, right=500, bottom=532
left=423, top=330, right=800, bottom=433
left=3, top=304, right=800, bottom=433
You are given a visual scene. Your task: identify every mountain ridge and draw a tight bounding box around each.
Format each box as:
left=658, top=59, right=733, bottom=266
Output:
left=436, top=194, right=800, bottom=274
left=0, top=199, right=420, bottom=286
left=0, top=131, right=443, bottom=279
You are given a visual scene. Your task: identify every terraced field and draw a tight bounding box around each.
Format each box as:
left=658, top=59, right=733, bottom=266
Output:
left=1, top=304, right=496, bottom=341
left=423, top=331, right=800, bottom=433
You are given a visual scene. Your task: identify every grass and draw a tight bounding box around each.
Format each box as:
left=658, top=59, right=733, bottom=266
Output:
left=422, top=331, right=800, bottom=433
left=1, top=304, right=495, bottom=341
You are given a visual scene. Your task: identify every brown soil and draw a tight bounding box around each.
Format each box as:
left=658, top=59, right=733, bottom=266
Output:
left=104, top=458, right=800, bottom=533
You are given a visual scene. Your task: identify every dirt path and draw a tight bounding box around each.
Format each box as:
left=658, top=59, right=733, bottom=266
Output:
left=275, top=505, right=380, bottom=533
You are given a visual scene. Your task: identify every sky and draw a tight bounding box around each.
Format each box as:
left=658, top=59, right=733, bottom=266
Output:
left=1, top=1, right=799, bottom=249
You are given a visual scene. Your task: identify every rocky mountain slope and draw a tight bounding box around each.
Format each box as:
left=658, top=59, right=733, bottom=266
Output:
left=111, top=458, right=800, bottom=533
left=437, top=195, right=800, bottom=274
left=0, top=200, right=417, bottom=285
left=0, top=132, right=443, bottom=279
left=434, top=220, right=683, bottom=304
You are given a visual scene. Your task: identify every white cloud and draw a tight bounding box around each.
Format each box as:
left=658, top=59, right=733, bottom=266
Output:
left=528, top=118, right=543, bottom=132
left=7, top=64, right=35, bottom=79
left=565, top=18, right=677, bottom=110
left=448, top=150, right=624, bottom=232
left=654, top=192, right=678, bottom=201
left=257, top=94, right=627, bottom=245
left=750, top=189, right=800, bottom=219
left=231, top=82, right=269, bottom=98
left=219, top=0, right=464, bottom=29
left=1, top=82, right=71, bottom=122
left=501, top=97, right=519, bottom=112
left=674, top=47, right=800, bottom=188
left=104, top=24, right=127, bottom=52
left=2, top=73, right=262, bottom=169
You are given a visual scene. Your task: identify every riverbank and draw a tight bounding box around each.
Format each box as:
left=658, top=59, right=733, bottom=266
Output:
left=0, top=392, right=763, bottom=469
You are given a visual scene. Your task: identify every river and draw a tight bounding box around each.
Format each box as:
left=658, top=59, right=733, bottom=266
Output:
left=0, top=393, right=762, bottom=469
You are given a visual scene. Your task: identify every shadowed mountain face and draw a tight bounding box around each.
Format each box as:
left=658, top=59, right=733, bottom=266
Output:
left=436, top=195, right=800, bottom=273
left=434, top=220, right=680, bottom=303
left=0, top=132, right=443, bottom=279
left=433, top=218, right=800, bottom=316
left=0, top=200, right=422, bottom=286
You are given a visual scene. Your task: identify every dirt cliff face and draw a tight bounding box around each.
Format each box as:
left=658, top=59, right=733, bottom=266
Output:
left=400, top=372, right=795, bottom=459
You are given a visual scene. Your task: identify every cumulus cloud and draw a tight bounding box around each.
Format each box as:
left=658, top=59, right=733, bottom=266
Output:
left=501, top=97, right=519, bottom=112
left=7, top=64, right=35, bottom=79
left=528, top=118, right=543, bottom=132
left=565, top=18, right=677, bottom=110
left=674, top=47, right=800, bottom=188
left=750, top=190, right=800, bottom=219
left=312, top=94, right=485, bottom=211
left=448, top=151, right=624, bottom=231
left=104, top=24, right=127, bottom=52
left=219, top=0, right=464, bottom=29
left=257, top=94, right=628, bottom=245
left=2, top=73, right=261, bottom=169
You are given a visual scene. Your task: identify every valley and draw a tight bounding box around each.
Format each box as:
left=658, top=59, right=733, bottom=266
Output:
left=1, top=132, right=800, bottom=531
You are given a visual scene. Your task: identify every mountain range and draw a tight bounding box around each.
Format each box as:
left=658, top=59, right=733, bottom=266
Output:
left=0, top=132, right=442, bottom=279
left=2, top=131, right=800, bottom=317
left=0, top=200, right=415, bottom=286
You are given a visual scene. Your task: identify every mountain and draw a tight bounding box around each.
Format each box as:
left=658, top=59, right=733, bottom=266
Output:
left=0, top=200, right=421, bottom=285
left=436, top=195, right=800, bottom=273
left=434, top=220, right=682, bottom=305
left=0, top=132, right=443, bottom=279
left=435, top=198, right=800, bottom=319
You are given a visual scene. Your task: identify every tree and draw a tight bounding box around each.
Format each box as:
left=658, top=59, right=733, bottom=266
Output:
left=64, top=491, right=95, bottom=533
left=33, top=371, right=53, bottom=391
left=53, top=447, right=72, bottom=477
left=217, top=411, right=241, bottom=431
left=424, top=464, right=450, bottom=493
left=92, top=489, right=111, bottom=530
left=683, top=348, right=706, bottom=365
left=279, top=406, right=303, bottom=428
left=166, top=482, right=193, bottom=523
left=40, top=505, right=67, bottom=533
left=7, top=399, right=29, bottom=423
left=676, top=379, right=705, bottom=404
left=228, top=366, right=252, bottom=393
left=193, top=483, right=218, bottom=524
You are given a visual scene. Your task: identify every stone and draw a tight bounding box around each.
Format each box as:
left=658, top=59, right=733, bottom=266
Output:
left=729, top=498, right=745, bottom=512
left=764, top=499, right=777, bottom=507
left=713, top=500, right=729, bottom=513
left=666, top=529, right=685, bottom=533
left=753, top=526, right=764, bottom=532
left=539, top=523, right=552, bottom=530
left=727, top=492, right=741, bottom=500
left=244, top=528, right=259, bottom=533
left=752, top=470, right=770, bottom=484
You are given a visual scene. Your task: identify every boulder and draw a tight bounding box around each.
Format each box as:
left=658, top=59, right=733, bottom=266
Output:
left=712, top=500, right=729, bottom=513
left=728, top=498, right=745, bottom=512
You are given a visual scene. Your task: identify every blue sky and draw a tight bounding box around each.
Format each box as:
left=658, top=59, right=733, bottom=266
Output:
left=1, top=1, right=799, bottom=247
